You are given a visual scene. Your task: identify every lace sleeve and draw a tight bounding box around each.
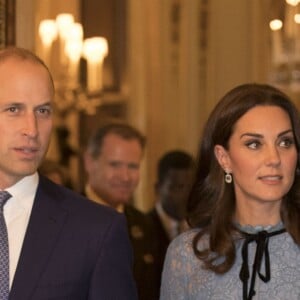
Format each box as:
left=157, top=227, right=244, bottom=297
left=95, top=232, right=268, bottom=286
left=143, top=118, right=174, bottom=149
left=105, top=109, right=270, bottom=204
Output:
left=160, top=230, right=198, bottom=300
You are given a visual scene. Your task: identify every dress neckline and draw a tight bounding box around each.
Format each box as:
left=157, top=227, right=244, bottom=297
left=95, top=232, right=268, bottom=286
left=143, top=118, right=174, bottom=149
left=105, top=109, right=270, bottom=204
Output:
left=234, top=221, right=284, bottom=234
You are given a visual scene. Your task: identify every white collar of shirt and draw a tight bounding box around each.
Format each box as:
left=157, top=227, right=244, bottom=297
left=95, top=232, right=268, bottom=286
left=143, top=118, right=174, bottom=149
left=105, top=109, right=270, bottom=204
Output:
left=5, top=172, right=38, bottom=220
left=155, top=201, right=180, bottom=240
left=3, top=172, right=38, bottom=288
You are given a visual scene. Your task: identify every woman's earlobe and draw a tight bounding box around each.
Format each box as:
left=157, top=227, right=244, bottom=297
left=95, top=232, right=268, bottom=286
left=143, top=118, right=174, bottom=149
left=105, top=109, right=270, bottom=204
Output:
left=214, top=144, right=229, bottom=170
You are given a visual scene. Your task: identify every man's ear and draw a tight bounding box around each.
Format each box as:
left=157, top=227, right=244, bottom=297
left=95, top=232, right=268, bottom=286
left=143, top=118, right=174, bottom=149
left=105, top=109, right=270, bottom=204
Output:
left=214, top=145, right=231, bottom=172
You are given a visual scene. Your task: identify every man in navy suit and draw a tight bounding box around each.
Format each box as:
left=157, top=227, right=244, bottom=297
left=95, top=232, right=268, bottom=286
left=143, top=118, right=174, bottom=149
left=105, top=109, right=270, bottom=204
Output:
left=83, top=122, right=159, bottom=300
left=0, top=47, right=137, bottom=299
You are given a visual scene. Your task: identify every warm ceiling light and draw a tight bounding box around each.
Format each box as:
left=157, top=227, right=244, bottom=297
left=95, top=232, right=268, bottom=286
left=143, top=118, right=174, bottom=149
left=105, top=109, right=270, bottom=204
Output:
left=269, top=19, right=283, bottom=31
left=56, top=13, right=74, bottom=40
left=82, top=37, right=108, bottom=62
left=68, top=23, right=83, bottom=41
left=295, top=14, right=300, bottom=24
left=39, top=19, right=58, bottom=46
left=285, top=0, right=300, bottom=6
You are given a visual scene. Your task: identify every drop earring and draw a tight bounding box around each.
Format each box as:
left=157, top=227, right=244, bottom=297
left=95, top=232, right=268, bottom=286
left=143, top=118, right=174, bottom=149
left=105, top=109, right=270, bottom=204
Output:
left=225, top=172, right=232, bottom=184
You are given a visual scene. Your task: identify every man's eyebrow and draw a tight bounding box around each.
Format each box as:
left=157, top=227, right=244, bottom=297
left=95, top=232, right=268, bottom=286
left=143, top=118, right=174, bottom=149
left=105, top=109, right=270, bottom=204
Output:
left=4, top=102, right=23, bottom=106
left=36, top=101, right=52, bottom=107
left=3, top=101, right=52, bottom=106
left=34, top=102, right=53, bottom=109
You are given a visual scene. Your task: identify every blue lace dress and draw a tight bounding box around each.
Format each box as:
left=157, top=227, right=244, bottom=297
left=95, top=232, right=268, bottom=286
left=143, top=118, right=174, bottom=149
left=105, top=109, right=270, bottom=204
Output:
left=160, top=224, right=300, bottom=299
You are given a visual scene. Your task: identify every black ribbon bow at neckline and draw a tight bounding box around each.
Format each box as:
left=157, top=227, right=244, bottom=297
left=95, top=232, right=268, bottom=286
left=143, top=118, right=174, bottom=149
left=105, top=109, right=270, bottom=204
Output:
left=238, top=228, right=286, bottom=300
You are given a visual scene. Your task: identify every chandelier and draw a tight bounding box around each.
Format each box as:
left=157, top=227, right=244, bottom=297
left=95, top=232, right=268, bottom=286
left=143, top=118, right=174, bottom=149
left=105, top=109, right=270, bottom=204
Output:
left=269, top=0, right=300, bottom=94
left=38, top=13, right=109, bottom=116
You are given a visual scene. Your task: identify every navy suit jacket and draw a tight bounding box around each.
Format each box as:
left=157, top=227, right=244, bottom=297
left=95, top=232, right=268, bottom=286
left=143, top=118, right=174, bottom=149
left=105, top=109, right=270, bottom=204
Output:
left=124, top=205, right=160, bottom=300
left=9, top=175, right=138, bottom=300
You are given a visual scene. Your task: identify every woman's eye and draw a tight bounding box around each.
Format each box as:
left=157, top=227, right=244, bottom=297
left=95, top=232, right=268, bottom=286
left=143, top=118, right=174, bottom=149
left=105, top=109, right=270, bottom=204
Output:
left=279, top=138, right=294, bottom=148
left=245, top=141, right=260, bottom=149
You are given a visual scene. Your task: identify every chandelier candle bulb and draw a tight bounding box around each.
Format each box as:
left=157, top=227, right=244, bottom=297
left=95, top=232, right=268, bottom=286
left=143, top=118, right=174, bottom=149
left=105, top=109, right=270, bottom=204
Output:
left=65, top=23, right=83, bottom=88
left=65, top=39, right=82, bottom=89
left=269, top=19, right=283, bottom=66
left=82, top=37, right=109, bottom=93
left=38, top=19, right=58, bottom=66
left=56, top=13, right=74, bottom=67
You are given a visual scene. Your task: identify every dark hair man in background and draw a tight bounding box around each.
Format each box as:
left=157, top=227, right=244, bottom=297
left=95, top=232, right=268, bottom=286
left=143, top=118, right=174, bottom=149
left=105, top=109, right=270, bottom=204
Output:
left=148, top=150, right=195, bottom=292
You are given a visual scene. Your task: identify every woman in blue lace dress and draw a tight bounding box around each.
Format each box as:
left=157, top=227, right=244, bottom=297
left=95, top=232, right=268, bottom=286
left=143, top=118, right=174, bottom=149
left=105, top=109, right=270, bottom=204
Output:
left=160, top=83, right=300, bottom=300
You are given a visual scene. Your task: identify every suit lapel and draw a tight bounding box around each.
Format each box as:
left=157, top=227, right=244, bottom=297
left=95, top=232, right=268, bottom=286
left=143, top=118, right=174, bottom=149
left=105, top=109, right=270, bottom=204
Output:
left=9, top=177, right=68, bottom=300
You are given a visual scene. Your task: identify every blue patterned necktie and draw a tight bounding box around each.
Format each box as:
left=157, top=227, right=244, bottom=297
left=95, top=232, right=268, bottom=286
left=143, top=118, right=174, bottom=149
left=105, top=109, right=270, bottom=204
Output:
left=0, top=191, right=11, bottom=300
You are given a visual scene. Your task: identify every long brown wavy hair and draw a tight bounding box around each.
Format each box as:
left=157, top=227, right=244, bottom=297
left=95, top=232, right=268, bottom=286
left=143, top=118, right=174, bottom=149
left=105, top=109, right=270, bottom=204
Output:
left=186, top=83, right=300, bottom=274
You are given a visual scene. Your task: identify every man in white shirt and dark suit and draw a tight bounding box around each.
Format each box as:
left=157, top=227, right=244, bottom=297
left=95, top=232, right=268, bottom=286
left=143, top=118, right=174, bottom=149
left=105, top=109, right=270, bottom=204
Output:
left=0, top=47, right=137, bottom=300
left=83, top=121, right=159, bottom=300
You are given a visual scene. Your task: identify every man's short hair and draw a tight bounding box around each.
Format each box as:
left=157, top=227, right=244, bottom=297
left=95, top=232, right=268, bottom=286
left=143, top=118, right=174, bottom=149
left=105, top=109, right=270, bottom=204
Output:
left=86, top=121, right=146, bottom=158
